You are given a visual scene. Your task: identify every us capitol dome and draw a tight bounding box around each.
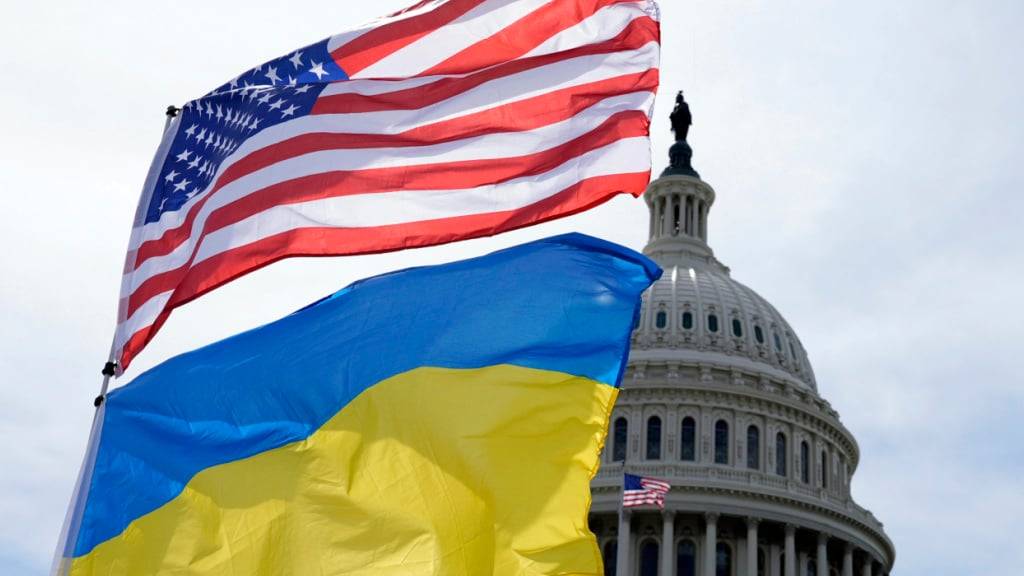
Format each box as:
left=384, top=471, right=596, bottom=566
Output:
left=588, top=94, right=895, bottom=576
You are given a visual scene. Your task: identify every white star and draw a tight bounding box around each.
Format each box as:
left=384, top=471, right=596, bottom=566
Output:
left=205, top=102, right=214, bottom=117
left=184, top=124, right=198, bottom=137
left=265, top=65, right=281, bottom=85
left=196, top=128, right=207, bottom=141
left=288, top=50, right=303, bottom=69
left=205, top=132, right=214, bottom=147
left=187, top=187, right=201, bottom=198
left=215, top=106, right=224, bottom=122
left=287, top=76, right=297, bottom=87
left=268, top=99, right=284, bottom=111
left=164, top=170, right=179, bottom=182
left=187, top=156, right=202, bottom=170
left=229, top=76, right=240, bottom=89
left=281, top=104, right=299, bottom=117
left=175, top=149, right=192, bottom=162
left=309, top=61, right=328, bottom=80
left=294, top=84, right=311, bottom=94
left=258, top=92, right=273, bottom=105
left=173, top=178, right=192, bottom=192
left=249, top=117, right=260, bottom=131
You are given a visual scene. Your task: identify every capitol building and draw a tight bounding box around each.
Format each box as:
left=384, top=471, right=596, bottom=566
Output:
left=588, top=99, right=896, bottom=576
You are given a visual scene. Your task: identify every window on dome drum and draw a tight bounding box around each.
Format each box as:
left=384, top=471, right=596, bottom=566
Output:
left=646, top=416, right=662, bottom=460
left=640, top=540, right=659, bottom=576
left=656, top=311, right=668, bottom=329
left=714, top=420, right=729, bottom=464
left=716, top=542, right=733, bottom=576
left=775, top=433, right=788, bottom=477
left=732, top=318, right=743, bottom=337
left=603, top=540, right=617, bottom=576
left=801, top=441, right=810, bottom=483
left=677, top=540, right=697, bottom=576
left=708, top=314, right=719, bottom=333
left=680, top=417, right=696, bottom=461
left=747, top=425, right=760, bottom=470
left=754, top=325, right=765, bottom=344
left=789, top=340, right=797, bottom=360
left=821, top=451, right=828, bottom=488
left=773, top=332, right=783, bottom=352
left=682, top=311, right=694, bottom=330
left=613, top=418, right=628, bottom=462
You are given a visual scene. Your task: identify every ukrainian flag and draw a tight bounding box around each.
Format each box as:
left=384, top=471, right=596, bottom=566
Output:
left=56, top=234, right=660, bottom=575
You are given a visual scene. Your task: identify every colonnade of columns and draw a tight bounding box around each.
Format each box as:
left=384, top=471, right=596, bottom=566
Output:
left=649, top=192, right=708, bottom=242
left=609, top=509, right=886, bottom=576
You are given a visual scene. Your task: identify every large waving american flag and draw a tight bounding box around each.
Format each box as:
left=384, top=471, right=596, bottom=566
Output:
left=114, top=0, right=661, bottom=371
left=623, top=473, right=670, bottom=508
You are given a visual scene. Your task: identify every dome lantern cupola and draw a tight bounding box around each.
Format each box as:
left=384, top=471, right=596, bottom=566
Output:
left=643, top=91, right=719, bottom=268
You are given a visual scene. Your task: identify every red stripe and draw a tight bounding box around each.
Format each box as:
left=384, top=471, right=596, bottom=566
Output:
left=330, top=0, right=486, bottom=77
left=126, top=113, right=650, bottom=318
left=117, top=171, right=650, bottom=370
left=129, top=17, right=659, bottom=267
left=421, top=0, right=639, bottom=77
left=316, top=15, right=658, bottom=115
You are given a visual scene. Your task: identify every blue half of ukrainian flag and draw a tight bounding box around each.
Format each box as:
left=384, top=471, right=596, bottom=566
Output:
left=57, top=233, right=661, bottom=575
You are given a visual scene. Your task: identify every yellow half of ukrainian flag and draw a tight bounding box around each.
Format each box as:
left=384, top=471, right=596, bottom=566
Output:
left=56, top=234, right=660, bottom=575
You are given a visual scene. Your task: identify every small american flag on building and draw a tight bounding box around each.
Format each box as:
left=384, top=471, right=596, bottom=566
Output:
left=112, top=0, right=662, bottom=371
left=622, top=473, right=670, bottom=508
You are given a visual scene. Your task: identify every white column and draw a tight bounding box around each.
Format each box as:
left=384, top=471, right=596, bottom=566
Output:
left=784, top=525, right=796, bottom=576
left=662, top=510, right=675, bottom=576
left=746, top=518, right=760, bottom=576
left=770, top=544, right=781, bottom=576
left=861, top=557, right=872, bottom=576
left=689, top=195, right=698, bottom=237
left=704, top=512, right=719, bottom=576
left=842, top=543, right=853, bottom=576
left=816, top=532, right=828, bottom=576
left=662, top=195, right=672, bottom=239
left=617, top=510, right=631, bottom=576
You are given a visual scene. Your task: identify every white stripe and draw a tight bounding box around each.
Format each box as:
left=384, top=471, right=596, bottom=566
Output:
left=127, top=42, right=658, bottom=250
left=126, top=90, right=654, bottom=287
left=352, top=0, right=550, bottom=79
left=114, top=291, right=172, bottom=352
left=117, top=136, right=649, bottom=341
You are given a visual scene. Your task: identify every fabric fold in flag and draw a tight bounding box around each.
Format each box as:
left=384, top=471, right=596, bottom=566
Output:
left=113, top=0, right=662, bottom=370
left=56, top=233, right=661, bottom=575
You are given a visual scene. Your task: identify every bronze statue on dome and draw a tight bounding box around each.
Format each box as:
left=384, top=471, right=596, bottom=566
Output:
left=669, top=91, right=692, bottom=142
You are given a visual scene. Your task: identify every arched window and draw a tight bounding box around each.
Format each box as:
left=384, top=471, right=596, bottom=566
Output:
left=716, top=542, right=733, bottom=576
left=801, top=441, right=810, bottom=484
left=682, top=311, right=694, bottom=330
left=646, top=416, right=662, bottom=460
left=639, top=540, right=659, bottom=576
left=747, top=425, right=760, bottom=470
left=714, top=420, right=729, bottom=464
left=708, top=314, right=720, bottom=333
left=732, top=318, right=743, bottom=338
left=680, top=417, right=696, bottom=462
left=603, top=540, right=617, bottom=576
left=773, top=332, right=783, bottom=352
left=613, top=418, right=628, bottom=462
left=656, top=311, right=668, bottom=329
left=677, top=540, right=696, bottom=576
left=789, top=340, right=798, bottom=360
left=775, top=433, right=788, bottom=477
left=754, top=325, right=765, bottom=344
left=821, top=451, right=828, bottom=489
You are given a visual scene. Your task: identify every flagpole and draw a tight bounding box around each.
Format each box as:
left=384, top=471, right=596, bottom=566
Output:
left=51, top=105, right=183, bottom=574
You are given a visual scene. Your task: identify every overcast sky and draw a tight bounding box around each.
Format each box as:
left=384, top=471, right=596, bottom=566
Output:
left=2, top=1, right=1022, bottom=574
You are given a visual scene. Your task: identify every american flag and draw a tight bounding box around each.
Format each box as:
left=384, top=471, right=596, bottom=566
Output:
left=112, top=0, right=661, bottom=372
left=622, top=473, right=670, bottom=508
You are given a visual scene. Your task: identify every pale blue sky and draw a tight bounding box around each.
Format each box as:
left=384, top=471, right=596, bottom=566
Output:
left=1, top=1, right=1022, bottom=574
